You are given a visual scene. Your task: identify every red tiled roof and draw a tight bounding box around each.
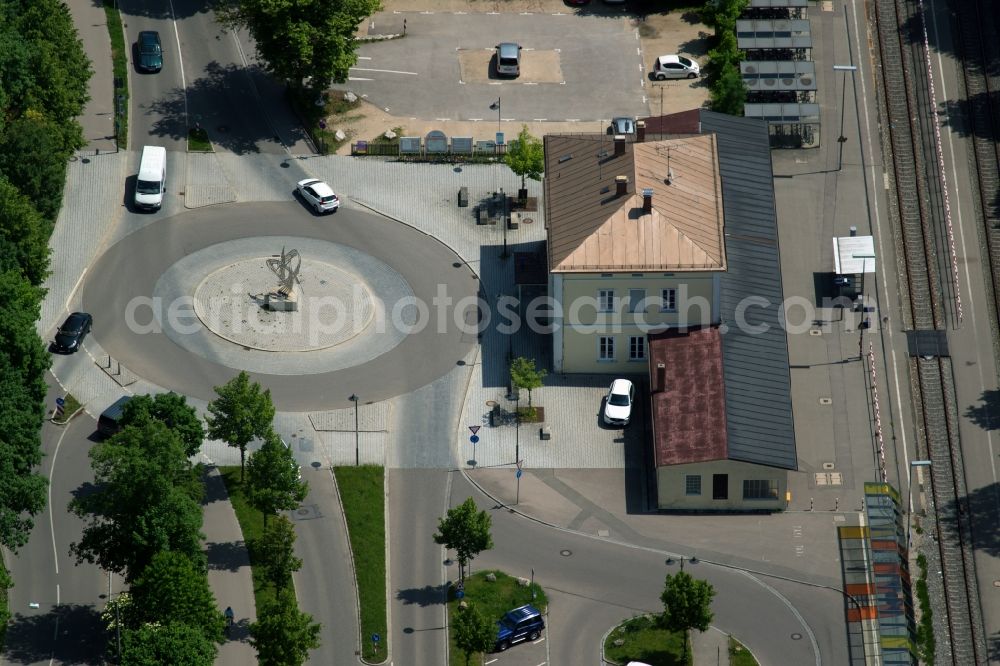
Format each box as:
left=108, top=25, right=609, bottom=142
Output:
left=649, top=326, right=728, bottom=466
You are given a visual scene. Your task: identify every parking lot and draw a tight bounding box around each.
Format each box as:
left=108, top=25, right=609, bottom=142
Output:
left=484, top=620, right=549, bottom=666
left=353, top=12, right=647, bottom=122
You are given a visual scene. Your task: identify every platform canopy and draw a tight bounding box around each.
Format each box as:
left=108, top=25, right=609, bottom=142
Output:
left=833, top=235, right=876, bottom=274
left=736, top=19, right=812, bottom=49
left=741, top=61, right=816, bottom=91
left=750, top=0, right=808, bottom=6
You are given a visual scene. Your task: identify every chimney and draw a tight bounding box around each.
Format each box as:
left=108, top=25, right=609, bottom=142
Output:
left=614, top=134, right=626, bottom=156
left=615, top=175, right=629, bottom=197
left=642, top=188, right=653, bottom=214
left=655, top=362, right=666, bottom=393
left=636, top=120, right=646, bottom=142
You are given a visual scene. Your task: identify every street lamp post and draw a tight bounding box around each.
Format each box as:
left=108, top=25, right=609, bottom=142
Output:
left=833, top=65, right=857, bottom=171
left=349, top=394, right=360, bottom=466
left=514, top=393, right=520, bottom=465
left=489, top=97, right=501, bottom=137
left=852, top=252, right=875, bottom=355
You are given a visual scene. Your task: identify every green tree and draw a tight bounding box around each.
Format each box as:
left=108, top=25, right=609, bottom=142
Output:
left=433, top=497, right=493, bottom=582
left=0, top=116, right=73, bottom=222
left=69, top=421, right=205, bottom=581
left=453, top=603, right=496, bottom=665
left=131, top=551, right=224, bottom=643
left=660, top=570, right=716, bottom=661
left=710, top=64, right=747, bottom=117
left=509, top=356, right=546, bottom=407
left=0, top=355, right=48, bottom=551
left=122, top=392, right=205, bottom=458
left=248, top=587, right=322, bottom=666
left=246, top=433, right=307, bottom=527
left=503, top=125, right=544, bottom=196
left=253, top=514, right=303, bottom=590
left=218, top=0, right=381, bottom=94
left=0, top=270, right=49, bottom=406
left=120, top=622, right=218, bottom=666
left=0, top=0, right=91, bottom=130
left=706, top=30, right=741, bottom=82
left=0, top=177, right=51, bottom=285
left=206, top=371, right=275, bottom=481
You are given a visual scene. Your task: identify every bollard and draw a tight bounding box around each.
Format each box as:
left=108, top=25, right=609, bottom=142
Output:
left=834, top=497, right=839, bottom=511
left=809, top=497, right=814, bottom=511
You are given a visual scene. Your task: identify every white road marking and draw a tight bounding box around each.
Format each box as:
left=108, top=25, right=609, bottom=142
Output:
left=469, top=118, right=483, bottom=122
left=524, top=82, right=538, bottom=86
left=489, top=81, right=502, bottom=85
left=459, top=80, right=466, bottom=85
left=350, top=67, right=418, bottom=75
left=533, top=118, right=548, bottom=122
left=348, top=77, right=374, bottom=81
left=533, top=637, right=546, bottom=644
left=565, top=119, right=580, bottom=122
left=435, top=118, right=452, bottom=122
left=485, top=660, right=497, bottom=665
left=454, top=10, right=467, bottom=14
left=357, top=56, right=372, bottom=60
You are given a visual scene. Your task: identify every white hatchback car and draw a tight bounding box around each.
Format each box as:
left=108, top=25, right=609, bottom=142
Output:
left=296, top=178, right=340, bottom=214
left=603, top=379, right=635, bottom=426
left=653, top=54, right=700, bottom=80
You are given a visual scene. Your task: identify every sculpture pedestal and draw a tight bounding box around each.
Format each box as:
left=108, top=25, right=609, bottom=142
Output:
left=265, top=288, right=298, bottom=312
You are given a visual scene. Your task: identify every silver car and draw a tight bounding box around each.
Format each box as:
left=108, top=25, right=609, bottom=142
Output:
left=653, top=54, right=700, bottom=80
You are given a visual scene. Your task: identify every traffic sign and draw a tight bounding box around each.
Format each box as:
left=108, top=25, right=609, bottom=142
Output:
left=516, top=469, right=522, bottom=479
left=470, top=435, right=480, bottom=444
left=455, top=589, right=464, bottom=599
left=468, top=425, right=481, bottom=435
left=55, top=398, right=66, bottom=407
left=372, top=633, right=380, bottom=643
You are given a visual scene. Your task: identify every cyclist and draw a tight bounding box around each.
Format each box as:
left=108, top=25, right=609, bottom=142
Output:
left=224, top=606, right=235, bottom=633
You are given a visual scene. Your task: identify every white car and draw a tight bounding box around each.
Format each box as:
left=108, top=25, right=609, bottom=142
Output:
left=296, top=178, right=340, bottom=214
left=653, top=54, right=700, bottom=80
left=603, top=378, right=635, bottom=426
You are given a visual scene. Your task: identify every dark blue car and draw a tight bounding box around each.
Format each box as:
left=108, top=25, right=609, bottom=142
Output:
left=495, top=604, right=544, bottom=652
left=52, top=312, right=92, bottom=354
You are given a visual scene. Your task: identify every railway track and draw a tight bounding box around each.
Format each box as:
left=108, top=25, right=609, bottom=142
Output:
left=869, top=0, right=990, bottom=660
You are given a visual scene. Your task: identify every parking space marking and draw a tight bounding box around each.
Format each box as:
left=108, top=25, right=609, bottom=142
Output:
left=533, top=637, right=546, bottom=645
left=348, top=77, right=374, bottom=81
left=485, top=660, right=497, bottom=665
left=350, top=67, right=418, bottom=76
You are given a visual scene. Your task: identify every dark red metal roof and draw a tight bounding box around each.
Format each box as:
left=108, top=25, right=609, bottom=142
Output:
left=648, top=326, right=728, bottom=466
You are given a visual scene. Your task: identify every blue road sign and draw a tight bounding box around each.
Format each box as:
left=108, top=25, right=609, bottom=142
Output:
left=470, top=435, right=480, bottom=444
left=455, top=590, right=464, bottom=599
left=55, top=397, right=65, bottom=407
left=372, top=633, right=380, bottom=643
left=516, top=469, right=522, bottom=479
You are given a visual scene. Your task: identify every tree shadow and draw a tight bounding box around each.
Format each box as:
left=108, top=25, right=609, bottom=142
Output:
left=953, top=481, right=1000, bottom=558
left=144, top=62, right=286, bottom=154
left=964, top=389, right=1000, bottom=431
left=205, top=540, right=250, bottom=572
left=395, top=583, right=447, bottom=608
left=3, top=604, right=106, bottom=665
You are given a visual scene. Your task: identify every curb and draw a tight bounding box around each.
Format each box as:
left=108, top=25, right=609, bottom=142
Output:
left=49, top=404, right=85, bottom=426
left=328, top=467, right=370, bottom=664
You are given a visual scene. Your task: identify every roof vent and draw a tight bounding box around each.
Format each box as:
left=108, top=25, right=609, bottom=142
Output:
left=636, top=120, right=646, bottom=143
left=642, top=188, right=653, bottom=214
left=666, top=168, right=674, bottom=185
left=655, top=362, right=666, bottom=393
left=614, top=134, right=626, bottom=157
left=558, top=154, right=573, bottom=164
left=615, top=175, right=629, bottom=197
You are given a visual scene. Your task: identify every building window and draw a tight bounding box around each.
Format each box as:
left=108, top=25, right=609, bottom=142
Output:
left=629, top=336, right=646, bottom=360
left=598, top=336, right=615, bottom=361
left=661, top=288, right=677, bottom=312
left=743, top=479, right=779, bottom=500
left=629, top=289, right=646, bottom=313
left=685, top=475, right=702, bottom=496
left=599, top=289, right=615, bottom=313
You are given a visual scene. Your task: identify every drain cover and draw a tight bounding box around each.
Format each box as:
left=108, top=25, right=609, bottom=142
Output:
left=291, top=504, right=322, bottom=521
left=560, top=549, right=572, bottom=557
left=819, top=397, right=832, bottom=405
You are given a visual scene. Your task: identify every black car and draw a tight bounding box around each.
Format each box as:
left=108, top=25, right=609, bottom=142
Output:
left=495, top=604, right=544, bottom=652
left=53, top=312, right=92, bottom=353
left=137, top=31, right=162, bottom=72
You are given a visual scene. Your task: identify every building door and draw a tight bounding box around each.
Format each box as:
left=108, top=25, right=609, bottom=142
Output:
left=712, top=474, right=728, bottom=500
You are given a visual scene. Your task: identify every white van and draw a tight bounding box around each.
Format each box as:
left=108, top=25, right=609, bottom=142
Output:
left=134, top=145, right=166, bottom=210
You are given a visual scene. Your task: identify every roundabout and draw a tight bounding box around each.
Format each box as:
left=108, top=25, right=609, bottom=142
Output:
left=81, top=202, right=481, bottom=411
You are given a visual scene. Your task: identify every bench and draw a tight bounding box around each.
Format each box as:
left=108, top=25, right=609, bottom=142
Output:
left=458, top=186, right=469, bottom=207
left=477, top=206, right=494, bottom=225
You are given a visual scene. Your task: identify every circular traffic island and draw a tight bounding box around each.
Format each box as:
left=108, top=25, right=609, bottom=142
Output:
left=82, top=202, right=479, bottom=411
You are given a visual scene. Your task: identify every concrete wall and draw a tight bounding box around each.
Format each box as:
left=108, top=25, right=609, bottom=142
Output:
left=656, top=459, right=786, bottom=511
left=551, top=271, right=719, bottom=374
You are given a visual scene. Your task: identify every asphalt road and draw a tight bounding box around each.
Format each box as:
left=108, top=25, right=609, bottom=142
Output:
left=2, top=374, right=109, bottom=666
left=387, top=468, right=847, bottom=666
left=80, top=202, right=479, bottom=411
left=352, top=12, right=648, bottom=123
left=120, top=0, right=302, bottom=155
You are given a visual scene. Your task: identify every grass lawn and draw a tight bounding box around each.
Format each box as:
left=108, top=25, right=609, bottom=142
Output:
left=188, top=126, right=212, bottom=152
left=219, top=466, right=279, bottom=610
left=729, top=637, right=759, bottom=666
left=334, top=466, right=386, bottom=663
left=603, top=614, right=690, bottom=666
left=102, top=0, right=128, bottom=147
left=446, top=570, right=548, bottom=666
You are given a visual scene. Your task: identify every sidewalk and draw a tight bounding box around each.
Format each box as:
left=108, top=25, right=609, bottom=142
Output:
left=202, top=467, right=257, bottom=664
left=67, top=0, right=116, bottom=152
left=692, top=626, right=731, bottom=666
